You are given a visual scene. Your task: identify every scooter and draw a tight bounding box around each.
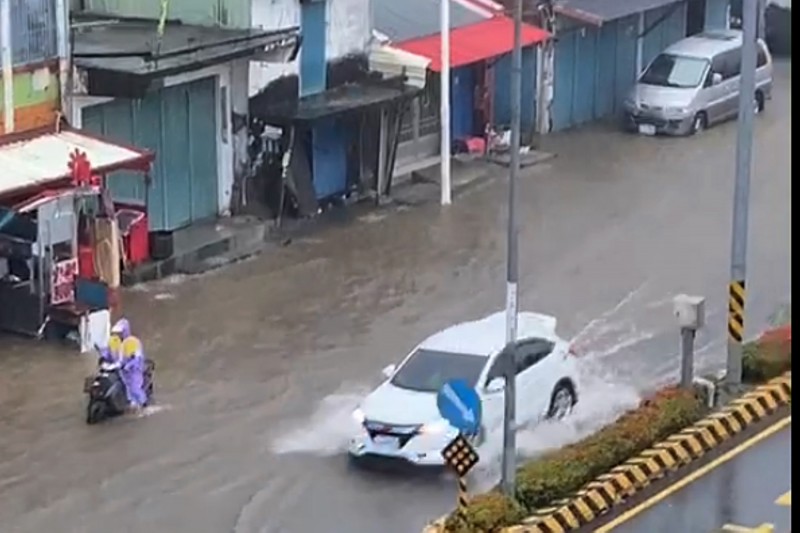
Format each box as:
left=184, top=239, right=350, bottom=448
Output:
left=83, top=359, right=155, bottom=425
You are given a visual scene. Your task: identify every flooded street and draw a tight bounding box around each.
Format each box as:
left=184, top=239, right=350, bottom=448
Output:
left=0, top=62, right=791, bottom=533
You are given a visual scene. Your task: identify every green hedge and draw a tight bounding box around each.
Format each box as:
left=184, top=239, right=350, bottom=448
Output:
left=444, top=387, right=706, bottom=533
left=444, top=332, right=791, bottom=532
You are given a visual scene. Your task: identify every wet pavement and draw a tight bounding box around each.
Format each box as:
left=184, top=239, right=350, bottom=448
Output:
left=604, top=420, right=792, bottom=533
left=0, top=60, right=792, bottom=533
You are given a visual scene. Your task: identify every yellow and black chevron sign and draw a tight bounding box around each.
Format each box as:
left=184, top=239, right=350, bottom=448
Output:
left=728, top=280, right=746, bottom=343
left=504, top=374, right=792, bottom=533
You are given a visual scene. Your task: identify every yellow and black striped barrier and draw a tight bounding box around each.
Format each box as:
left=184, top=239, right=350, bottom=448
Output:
left=501, top=373, right=792, bottom=533
left=728, top=280, right=747, bottom=343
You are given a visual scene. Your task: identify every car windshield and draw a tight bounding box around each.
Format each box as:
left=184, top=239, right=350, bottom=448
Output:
left=639, top=53, right=709, bottom=88
left=390, top=349, right=486, bottom=393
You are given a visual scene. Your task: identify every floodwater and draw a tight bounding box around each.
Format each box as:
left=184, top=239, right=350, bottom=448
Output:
left=0, top=62, right=791, bottom=533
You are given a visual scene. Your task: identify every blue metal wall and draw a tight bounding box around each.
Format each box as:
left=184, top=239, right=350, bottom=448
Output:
left=492, top=46, right=537, bottom=132
left=300, top=0, right=327, bottom=96
left=552, top=21, right=633, bottom=131
left=705, top=0, right=730, bottom=29
left=551, top=3, right=686, bottom=132
left=451, top=66, right=476, bottom=139
left=642, top=2, right=688, bottom=68
left=311, top=118, right=347, bottom=200
left=82, top=77, right=219, bottom=231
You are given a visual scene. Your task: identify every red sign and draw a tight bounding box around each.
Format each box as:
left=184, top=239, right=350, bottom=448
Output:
left=51, top=258, right=78, bottom=305
left=68, top=149, right=101, bottom=188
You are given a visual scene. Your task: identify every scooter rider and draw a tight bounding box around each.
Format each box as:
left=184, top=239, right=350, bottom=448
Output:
left=111, top=318, right=132, bottom=342
left=120, top=336, right=148, bottom=412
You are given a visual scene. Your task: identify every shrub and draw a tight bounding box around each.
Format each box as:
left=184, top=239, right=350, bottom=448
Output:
left=449, top=387, right=706, bottom=531
left=444, top=491, right=526, bottom=533
left=515, top=387, right=705, bottom=510
left=742, top=325, right=792, bottom=383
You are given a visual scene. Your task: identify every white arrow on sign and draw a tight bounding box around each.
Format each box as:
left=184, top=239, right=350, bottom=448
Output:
left=443, top=383, right=476, bottom=425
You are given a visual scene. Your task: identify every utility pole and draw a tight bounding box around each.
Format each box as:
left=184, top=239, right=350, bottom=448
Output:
left=726, top=0, right=758, bottom=385
left=440, top=0, right=452, bottom=205
left=500, top=0, right=522, bottom=496
left=1, top=0, right=14, bottom=134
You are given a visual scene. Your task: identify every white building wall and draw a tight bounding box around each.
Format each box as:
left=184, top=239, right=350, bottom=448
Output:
left=249, top=0, right=371, bottom=96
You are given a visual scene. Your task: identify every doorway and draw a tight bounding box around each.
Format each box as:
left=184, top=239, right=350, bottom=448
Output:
left=686, top=0, right=707, bottom=35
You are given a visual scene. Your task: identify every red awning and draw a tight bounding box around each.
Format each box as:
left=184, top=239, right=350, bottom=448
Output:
left=395, top=17, right=550, bottom=72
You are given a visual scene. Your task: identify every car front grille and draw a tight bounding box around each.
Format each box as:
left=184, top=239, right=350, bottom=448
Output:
left=363, top=419, right=421, bottom=448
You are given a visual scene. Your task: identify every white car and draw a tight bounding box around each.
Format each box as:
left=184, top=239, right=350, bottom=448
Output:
left=348, top=311, right=580, bottom=466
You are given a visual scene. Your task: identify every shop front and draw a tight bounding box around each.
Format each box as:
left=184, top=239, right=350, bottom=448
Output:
left=0, top=127, right=153, bottom=347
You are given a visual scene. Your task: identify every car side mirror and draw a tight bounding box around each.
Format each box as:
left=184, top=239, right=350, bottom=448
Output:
left=381, top=364, right=397, bottom=379
left=712, top=72, right=723, bottom=85
left=486, top=377, right=505, bottom=394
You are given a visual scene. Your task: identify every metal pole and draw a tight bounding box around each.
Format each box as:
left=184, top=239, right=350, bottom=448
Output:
left=457, top=475, right=468, bottom=515
left=1, top=0, right=15, bottom=133
left=500, top=0, right=522, bottom=497
left=726, top=0, right=757, bottom=385
left=439, top=0, right=452, bottom=205
left=680, top=327, right=696, bottom=389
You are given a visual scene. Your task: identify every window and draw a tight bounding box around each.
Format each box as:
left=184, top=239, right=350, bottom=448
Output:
left=390, top=349, right=487, bottom=393
left=514, top=339, right=555, bottom=374
left=10, top=0, right=57, bottom=67
left=719, top=48, right=742, bottom=80
left=639, top=54, right=710, bottom=89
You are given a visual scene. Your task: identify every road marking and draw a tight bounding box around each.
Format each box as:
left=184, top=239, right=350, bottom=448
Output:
left=720, top=524, right=775, bottom=532
left=594, top=416, right=792, bottom=532
left=775, top=491, right=791, bottom=506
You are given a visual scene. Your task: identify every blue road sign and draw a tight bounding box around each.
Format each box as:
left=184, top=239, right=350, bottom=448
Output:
left=436, top=379, right=482, bottom=435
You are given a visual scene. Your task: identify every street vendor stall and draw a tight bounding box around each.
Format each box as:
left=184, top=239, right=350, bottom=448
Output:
left=0, top=126, right=153, bottom=347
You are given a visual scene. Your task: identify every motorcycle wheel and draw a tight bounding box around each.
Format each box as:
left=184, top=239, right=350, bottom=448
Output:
left=86, top=401, right=106, bottom=425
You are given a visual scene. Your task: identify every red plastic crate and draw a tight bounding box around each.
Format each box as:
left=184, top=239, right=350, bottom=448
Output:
left=117, top=209, right=149, bottom=266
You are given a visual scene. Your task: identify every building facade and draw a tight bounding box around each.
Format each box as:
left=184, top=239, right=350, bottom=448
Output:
left=248, top=0, right=419, bottom=217
left=68, top=1, right=297, bottom=231
left=0, top=0, right=67, bottom=135
left=522, top=0, right=735, bottom=132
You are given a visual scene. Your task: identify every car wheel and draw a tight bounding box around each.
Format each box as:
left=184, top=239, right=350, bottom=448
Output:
left=690, top=112, right=707, bottom=135
left=547, top=381, right=577, bottom=420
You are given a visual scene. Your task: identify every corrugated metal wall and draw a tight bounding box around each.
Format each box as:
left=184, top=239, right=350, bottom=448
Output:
left=551, top=3, right=687, bottom=132
left=82, top=78, right=220, bottom=231
left=705, top=0, right=730, bottom=29
left=83, top=0, right=250, bottom=28
left=492, top=46, right=537, bottom=133
left=10, top=0, right=58, bottom=67
left=642, top=2, right=688, bottom=68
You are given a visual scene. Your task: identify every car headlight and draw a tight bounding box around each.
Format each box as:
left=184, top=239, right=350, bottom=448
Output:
left=420, top=420, right=451, bottom=435
left=667, top=106, right=689, bottom=116
left=352, top=408, right=365, bottom=424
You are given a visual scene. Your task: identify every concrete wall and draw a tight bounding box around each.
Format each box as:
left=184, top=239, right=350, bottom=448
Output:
left=249, top=0, right=370, bottom=96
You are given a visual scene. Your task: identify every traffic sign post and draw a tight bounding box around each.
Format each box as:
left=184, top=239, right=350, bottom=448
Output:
left=441, top=433, right=480, bottom=514
left=436, top=379, right=482, bottom=435
left=437, top=379, right=482, bottom=514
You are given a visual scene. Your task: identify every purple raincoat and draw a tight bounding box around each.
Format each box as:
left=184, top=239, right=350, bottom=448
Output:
left=111, top=318, right=131, bottom=340
left=120, top=337, right=148, bottom=407
left=97, top=345, right=119, bottom=365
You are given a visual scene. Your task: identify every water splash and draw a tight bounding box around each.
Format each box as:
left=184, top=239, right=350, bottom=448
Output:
left=470, top=356, right=641, bottom=492
left=270, top=386, right=372, bottom=456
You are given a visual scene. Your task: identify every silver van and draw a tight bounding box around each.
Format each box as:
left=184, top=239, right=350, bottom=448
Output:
left=622, top=30, right=773, bottom=136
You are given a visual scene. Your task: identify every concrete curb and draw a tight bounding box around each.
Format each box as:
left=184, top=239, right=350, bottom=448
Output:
left=505, top=372, right=792, bottom=533
left=421, top=372, right=791, bottom=533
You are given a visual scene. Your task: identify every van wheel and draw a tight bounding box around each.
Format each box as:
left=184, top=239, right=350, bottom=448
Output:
left=690, top=112, right=707, bottom=135
left=547, top=381, right=577, bottom=420
left=754, top=90, right=765, bottom=114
